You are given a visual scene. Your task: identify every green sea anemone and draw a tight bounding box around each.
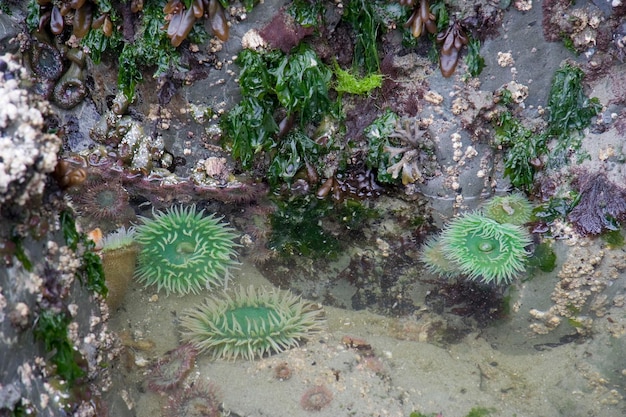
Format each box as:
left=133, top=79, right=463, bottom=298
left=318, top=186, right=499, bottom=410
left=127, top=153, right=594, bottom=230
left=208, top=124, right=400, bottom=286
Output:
left=101, top=226, right=136, bottom=252
left=134, top=205, right=239, bottom=295
left=180, top=286, right=325, bottom=360
left=483, top=193, right=533, bottom=225
left=439, top=213, right=532, bottom=285
left=419, top=237, right=461, bottom=277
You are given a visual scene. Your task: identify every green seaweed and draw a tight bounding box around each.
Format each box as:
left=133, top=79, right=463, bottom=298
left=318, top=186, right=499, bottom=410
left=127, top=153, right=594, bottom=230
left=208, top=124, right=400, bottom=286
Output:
left=465, top=37, right=485, bottom=77
left=269, top=196, right=340, bottom=258
left=81, top=248, right=108, bottom=298
left=268, top=130, right=324, bottom=187
left=343, top=0, right=381, bottom=74
left=527, top=241, right=557, bottom=274
left=430, top=0, right=449, bottom=32
left=601, top=229, right=624, bottom=248
left=363, top=109, right=400, bottom=183
left=34, top=310, right=86, bottom=386
left=466, top=407, right=494, bottom=417
left=11, top=235, right=32, bottom=272
left=287, top=0, right=325, bottom=27
left=546, top=63, right=601, bottom=167
left=221, top=45, right=335, bottom=187
left=533, top=194, right=580, bottom=225
left=344, top=0, right=379, bottom=73
left=333, top=62, right=383, bottom=95
left=79, top=0, right=122, bottom=65
left=272, top=44, right=333, bottom=124
left=338, top=199, right=379, bottom=230
left=25, top=0, right=40, bottom=31
left=494, top=63, right=600, bottom=189
left=117, top=1, right=182, bottom=101
left=493, top=110, right=545, bottom=189
left=60, top=210, right=81, bottom=251
left=60, top=210, right=108, bottom=297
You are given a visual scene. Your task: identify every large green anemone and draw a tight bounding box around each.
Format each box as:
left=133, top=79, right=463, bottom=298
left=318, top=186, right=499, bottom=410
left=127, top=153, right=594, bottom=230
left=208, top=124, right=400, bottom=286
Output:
left=180, top=286, right=325, bottom=360
left=134, top=205, right=239, bottom=295
left=483, top=193, right=533, bottom=225
left=439, top=213, right=532, bottom=285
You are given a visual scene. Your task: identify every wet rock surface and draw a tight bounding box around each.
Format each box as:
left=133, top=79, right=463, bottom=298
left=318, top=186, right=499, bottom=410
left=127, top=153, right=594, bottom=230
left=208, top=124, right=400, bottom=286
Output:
left=2, top=0, right=626, bottom=416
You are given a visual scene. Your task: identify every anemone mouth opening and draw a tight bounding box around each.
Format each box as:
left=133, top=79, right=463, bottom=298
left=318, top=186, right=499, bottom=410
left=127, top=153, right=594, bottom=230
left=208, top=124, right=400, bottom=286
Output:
left=478, top=241, right=495, bottom=253
left=54, top=79, right=87, bottom=109
left=223, top=306, right=278, bottom=332
left=31, top=42, right=64, bottom=80
left=162, top=239, right=197, bottom=266
left=96, top=189, right=118, bottom=207
left=176, top=241, right=196, bottom=256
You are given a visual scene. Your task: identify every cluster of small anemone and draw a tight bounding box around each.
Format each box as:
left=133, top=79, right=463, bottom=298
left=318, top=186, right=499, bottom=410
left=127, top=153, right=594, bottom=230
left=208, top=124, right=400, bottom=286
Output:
left=420, top=193, right=534, bottom=285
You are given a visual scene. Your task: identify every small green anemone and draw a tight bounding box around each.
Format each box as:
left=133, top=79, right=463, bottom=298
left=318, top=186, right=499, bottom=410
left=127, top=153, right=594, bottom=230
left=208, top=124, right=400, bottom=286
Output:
left=440, top=213, right=532, bottom=285
left=134, top=205, right=239, bottom=295
left=420, top=237, right=461, bottom=277
left=101, top=226, right=136, bottom=252
left=483, top=193, right=533, bottom=225
left=180, top=286, right=324, bottom=360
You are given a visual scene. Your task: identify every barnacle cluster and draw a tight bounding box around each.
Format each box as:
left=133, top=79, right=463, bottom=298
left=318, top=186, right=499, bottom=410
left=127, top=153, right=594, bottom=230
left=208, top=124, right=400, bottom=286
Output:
left=384, top=117, right=438, bottom=185
left=0, top=54, right=112, bottom=417
left=0, top=53, right=61, bottom=207
left=543, top=1, right=603, bottom=53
